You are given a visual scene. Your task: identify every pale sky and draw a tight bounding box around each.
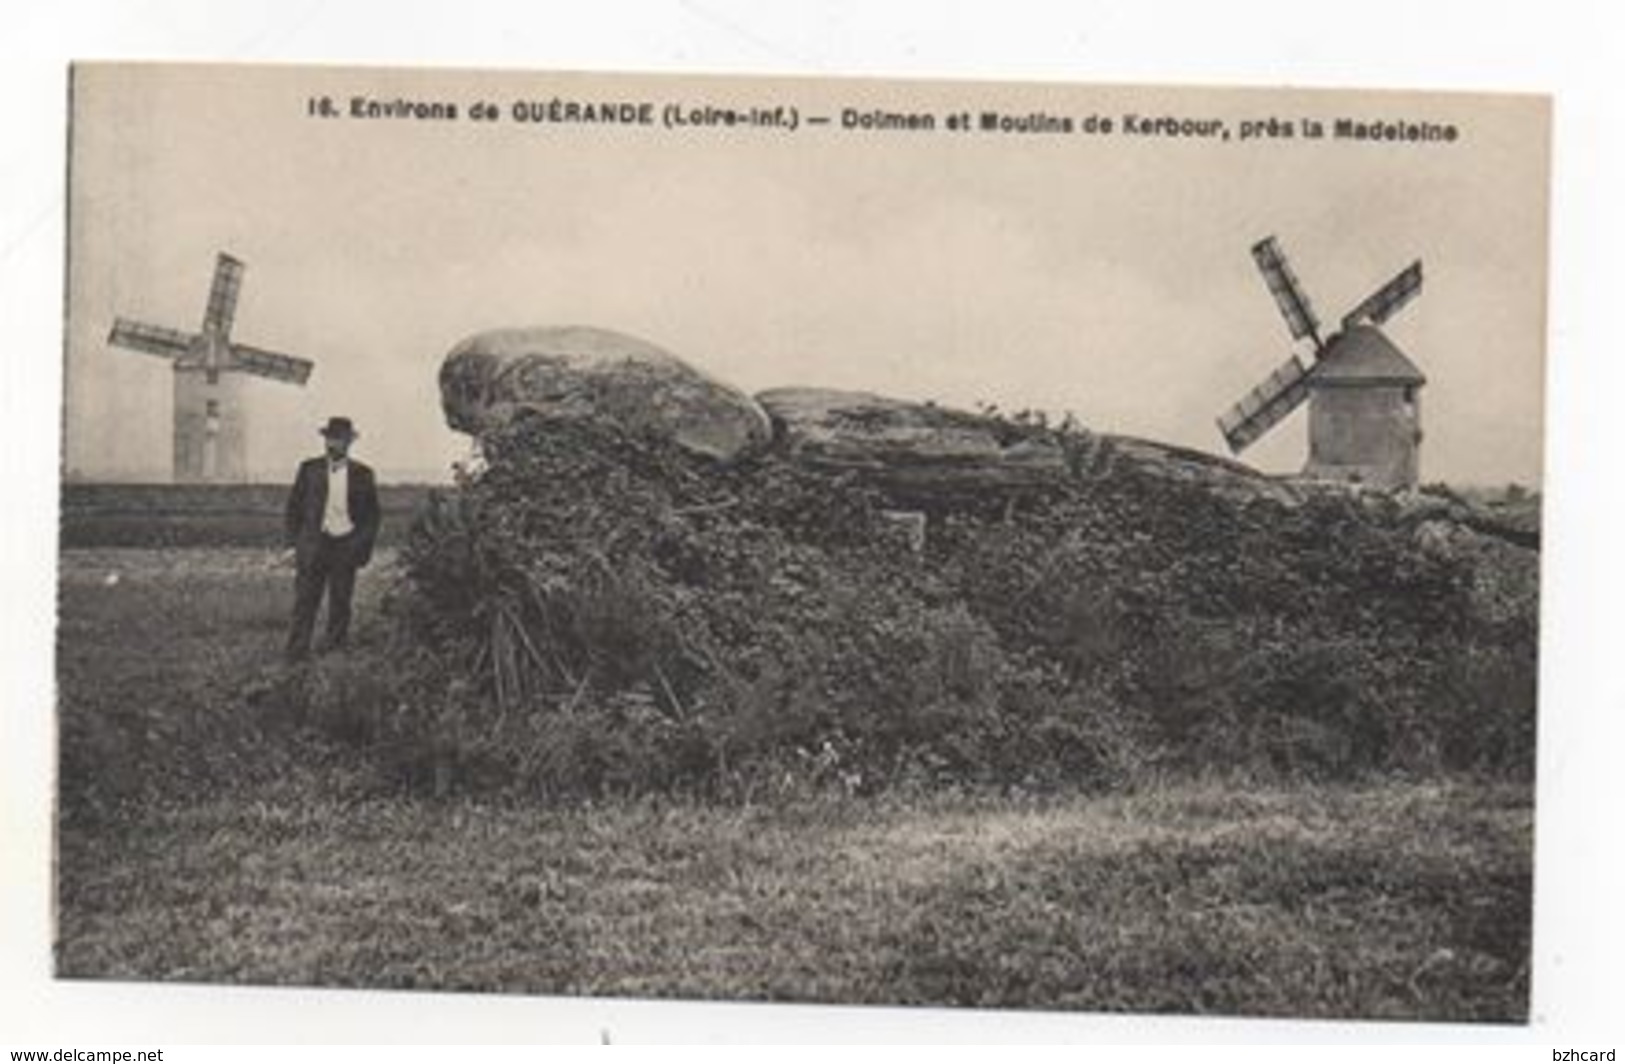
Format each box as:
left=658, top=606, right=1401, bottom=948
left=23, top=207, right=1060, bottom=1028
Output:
left=65, top=63, right=1549, bottom=485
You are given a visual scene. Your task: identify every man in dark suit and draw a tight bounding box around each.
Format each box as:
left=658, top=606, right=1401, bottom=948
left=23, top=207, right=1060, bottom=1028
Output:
left=283, top=416, right=382, bottom=663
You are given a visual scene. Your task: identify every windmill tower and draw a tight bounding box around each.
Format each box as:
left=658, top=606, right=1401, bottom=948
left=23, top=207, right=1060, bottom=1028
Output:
left=107, top=252, right=315, bottom=483
left=1217, top=236, right=1427, bottom=491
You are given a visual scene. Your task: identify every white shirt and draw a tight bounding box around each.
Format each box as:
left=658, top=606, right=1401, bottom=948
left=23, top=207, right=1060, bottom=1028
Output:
left=322, top=460, right=354, bottom=536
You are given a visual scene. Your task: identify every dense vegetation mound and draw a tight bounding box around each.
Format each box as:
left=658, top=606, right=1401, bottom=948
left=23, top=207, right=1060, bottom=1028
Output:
left=320, top=414, right=1536, bottom=800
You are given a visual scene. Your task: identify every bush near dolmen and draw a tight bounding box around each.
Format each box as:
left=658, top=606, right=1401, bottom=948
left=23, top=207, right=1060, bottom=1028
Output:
left=306, top=403, right=1536, bottom=800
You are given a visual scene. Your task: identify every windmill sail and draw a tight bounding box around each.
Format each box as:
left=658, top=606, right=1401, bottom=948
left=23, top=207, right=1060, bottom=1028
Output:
left=1341, top=260, right=1423, bottom=330
left=201, top=253, right=245, bottom=336
left=230, top=342, right=315, bottom=384
left=107, top=318, right=193, bottom=360
left=1217, top=354, right=1312, bottom=453
left=1251, top=237, right=1322, bottom=350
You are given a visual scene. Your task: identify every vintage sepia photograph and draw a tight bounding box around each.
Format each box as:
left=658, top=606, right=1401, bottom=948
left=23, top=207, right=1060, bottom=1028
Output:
left=56, top=61, right=1548, bottom=1022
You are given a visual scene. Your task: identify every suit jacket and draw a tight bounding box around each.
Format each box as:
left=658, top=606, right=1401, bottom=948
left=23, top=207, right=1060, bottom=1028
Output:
left=284, top=456, right=382, bottom=567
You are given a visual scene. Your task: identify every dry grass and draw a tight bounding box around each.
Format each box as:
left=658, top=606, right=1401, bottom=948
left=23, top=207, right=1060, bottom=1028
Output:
left=56, top=782, right=1531, bottom=1019
left=54, top=548, right=1533, bottom=1020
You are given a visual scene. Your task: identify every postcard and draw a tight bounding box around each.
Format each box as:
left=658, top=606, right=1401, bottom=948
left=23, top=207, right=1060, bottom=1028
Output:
left=58, top=61, right=1548, bottom=1022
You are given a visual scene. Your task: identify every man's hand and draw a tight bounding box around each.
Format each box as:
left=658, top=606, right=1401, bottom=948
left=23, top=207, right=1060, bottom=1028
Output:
left=275, top=547, right=297, bottom=569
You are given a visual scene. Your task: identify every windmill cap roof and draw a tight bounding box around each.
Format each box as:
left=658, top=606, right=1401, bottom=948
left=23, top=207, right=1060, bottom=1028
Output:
left=1310, top=324, right=1426, bottom=385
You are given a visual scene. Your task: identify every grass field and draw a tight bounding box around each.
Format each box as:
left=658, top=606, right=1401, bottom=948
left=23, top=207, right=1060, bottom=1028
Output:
left=59, top=483, right=438, bottom=548
left=54, top=547, right=1534, bottom=1021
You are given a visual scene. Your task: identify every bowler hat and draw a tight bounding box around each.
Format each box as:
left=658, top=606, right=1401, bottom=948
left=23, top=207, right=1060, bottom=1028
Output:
left=320, top=416, right=359, bottom=440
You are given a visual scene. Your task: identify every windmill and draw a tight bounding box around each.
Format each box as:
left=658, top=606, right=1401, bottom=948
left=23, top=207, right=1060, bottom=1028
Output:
left=1217, top=236, right=1427, bottom=491
left=108, top=252, right=314, bottom=483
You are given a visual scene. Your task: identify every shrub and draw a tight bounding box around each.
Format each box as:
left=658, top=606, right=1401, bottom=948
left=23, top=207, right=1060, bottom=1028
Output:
left=313, top=412, right=1538, bottom=801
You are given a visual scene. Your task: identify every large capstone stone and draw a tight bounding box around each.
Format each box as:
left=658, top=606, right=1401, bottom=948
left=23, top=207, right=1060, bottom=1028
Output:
left=440, top=326, right=772, bottom=462
left=755, top=387, right=1070, bottom=504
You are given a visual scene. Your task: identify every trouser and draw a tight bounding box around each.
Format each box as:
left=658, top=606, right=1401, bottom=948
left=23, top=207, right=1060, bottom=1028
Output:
left=285, top=533, right=361, bottom=662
